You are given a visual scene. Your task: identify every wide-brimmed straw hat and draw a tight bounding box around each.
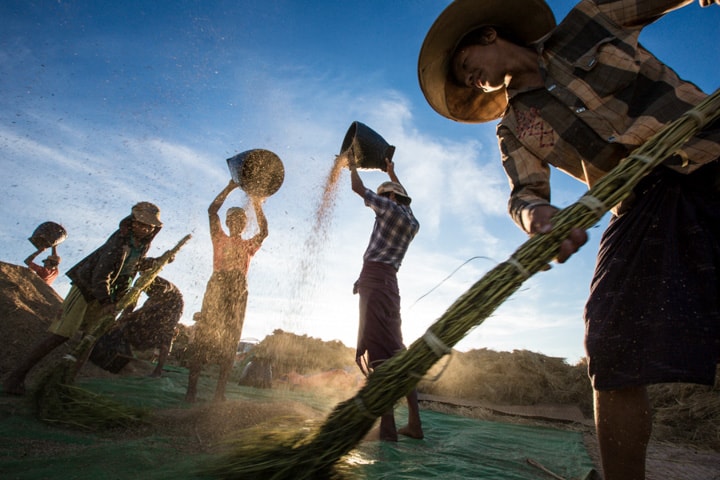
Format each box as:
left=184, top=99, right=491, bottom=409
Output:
left=377, top=181, right=411, bottom=204
left=131, top=201, right=163, bottom=227
left=418, top=0, right=556, bottom=123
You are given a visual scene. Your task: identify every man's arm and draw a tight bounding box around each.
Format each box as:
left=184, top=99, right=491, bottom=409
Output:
left=209, top=180, right=237, bottom=236
left=250, top=197, right=269, bottom=244
left=499, top=126, right=587, bottom=263
left=346, top=150, right=366, bottom=198
left=385, top=158, right=400, bottom=184
left=24, top=248, right=44, bottom=268
left=596, top=0, right=694, bottom=28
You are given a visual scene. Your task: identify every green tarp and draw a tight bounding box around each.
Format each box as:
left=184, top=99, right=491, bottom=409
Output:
left=0, top=366, right=595, bottom=479
left=354, top=409, right=595, bottom=479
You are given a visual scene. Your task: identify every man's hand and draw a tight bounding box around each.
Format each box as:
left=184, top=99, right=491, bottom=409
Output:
left=699, top=0, right=719, bottom=7
left=345, top=149, right=357, bottom=169
left=522, top=204, right=588, bottom=264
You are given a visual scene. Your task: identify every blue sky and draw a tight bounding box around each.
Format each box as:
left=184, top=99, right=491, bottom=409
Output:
left=1, top=1, right=718, bottom=364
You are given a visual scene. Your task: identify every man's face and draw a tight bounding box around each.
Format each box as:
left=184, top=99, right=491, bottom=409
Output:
left=131, top=220, right=155, bottom=240
left=451, top=41, right=507, bottom=93
left=381, top=192, right=397, bottom=204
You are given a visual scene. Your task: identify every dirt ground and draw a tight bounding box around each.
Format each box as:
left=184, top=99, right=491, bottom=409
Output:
left=2, top=260, right=720, bottom=479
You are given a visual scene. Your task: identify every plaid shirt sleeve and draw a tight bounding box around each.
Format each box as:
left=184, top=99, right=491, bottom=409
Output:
left=498, top=124, right=554, bottom=231
left=497, top=0, right=718, bottom=232
left=595, top=0, right=695, bottom=27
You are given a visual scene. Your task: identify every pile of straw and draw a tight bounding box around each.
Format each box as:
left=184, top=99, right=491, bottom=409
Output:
left=650, top=377, right=720, bottom=450
left=418, top=348, right=592, bottom=410
left=34, top=234, right=192, bottom=428
left=205, top=89, right=720, bottom=479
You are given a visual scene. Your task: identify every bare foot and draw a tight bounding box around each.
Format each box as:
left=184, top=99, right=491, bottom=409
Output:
left=363, top=424, right=399, bottom=442
left=380, top=433, right=398, bottom=442
left=398, top=425, right=424, bottom=440
left=362, top=425, right=381, bottom=442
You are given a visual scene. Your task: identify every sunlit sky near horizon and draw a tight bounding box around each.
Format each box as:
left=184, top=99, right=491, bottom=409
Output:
left=2, top=1, right=718, bottom=365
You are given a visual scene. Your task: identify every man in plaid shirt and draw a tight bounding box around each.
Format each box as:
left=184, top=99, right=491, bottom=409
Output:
left=419, top=0, right=719, bottom=478
left=347, top=151, right=424, bottom=442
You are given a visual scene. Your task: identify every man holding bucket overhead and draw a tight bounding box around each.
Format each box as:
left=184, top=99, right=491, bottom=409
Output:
left=418, top=0, right=720, bottom=478
left=184, top=179, right=268, bottom=403
left=347, top=151, right=424, bottom=442
left=24, top=245, right=61, bottom=286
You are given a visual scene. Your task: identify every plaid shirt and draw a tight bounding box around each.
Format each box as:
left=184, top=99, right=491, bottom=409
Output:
left=498, top=0, right=720, bottom=231
left=362, top=188, right=419, bottom=271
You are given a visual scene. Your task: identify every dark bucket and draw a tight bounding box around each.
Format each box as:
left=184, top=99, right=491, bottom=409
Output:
left=339, top=121, right=395, bottom=171
left=29, top=221, right=67, bottom=249
left=227, top=149, right=285, bottom=197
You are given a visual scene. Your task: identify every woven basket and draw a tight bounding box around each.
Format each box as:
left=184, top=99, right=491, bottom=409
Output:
left=227, top=149, right=285, bottom=197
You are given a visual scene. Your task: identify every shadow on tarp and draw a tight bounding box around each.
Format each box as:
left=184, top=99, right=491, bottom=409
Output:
left=0, top=365, right=596, bottom=479
left=352, top=408, right=596, bottom=479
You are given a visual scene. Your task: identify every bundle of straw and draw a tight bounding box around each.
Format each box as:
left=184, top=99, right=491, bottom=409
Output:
left=204, top=90, right=720, bottom=479
left=35, top=234, right=192, bottom=428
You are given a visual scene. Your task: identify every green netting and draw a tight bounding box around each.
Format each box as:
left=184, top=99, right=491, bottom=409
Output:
left=74, top=365, right=340, bottom=411
left=352, top=409, right=595, bottom=479
left=1, top=366, right=596, bottom=479
left=0, top=434, right=208, bottom=480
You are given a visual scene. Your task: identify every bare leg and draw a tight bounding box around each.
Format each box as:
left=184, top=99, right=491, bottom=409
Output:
left=71, top=336, right=100, bottom=380
left=595, top=386, right=651, bottom=480
left=379, top=411, right=398, bottom=442
left=3, top=333, right=68, bottom=395
left=150, top=343, right=170, bottom=378
left=185, top=360, right=202, bottom=403
left=213, top=352, right=235, bottom=402
left=398, top=388, right=424, bottom=439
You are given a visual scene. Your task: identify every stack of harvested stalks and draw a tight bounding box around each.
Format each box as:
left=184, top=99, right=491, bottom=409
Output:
left=205, top=89, right=720, bottom=479
left=650, top=377, right=720, bottom=450
left=34, top=234, right=192, bottom=428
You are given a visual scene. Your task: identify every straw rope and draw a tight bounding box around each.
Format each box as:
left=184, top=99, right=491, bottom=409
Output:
left=35, top=234, right=192, bottom=427
left=211, top=88, right=720, bottom=479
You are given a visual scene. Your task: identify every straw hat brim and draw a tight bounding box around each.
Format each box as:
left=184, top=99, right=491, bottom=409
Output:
left=418, top=0, right=556, bottom=123
left=377, top=181, right=412, bottom=204
left=131, top=202, right=163, bottom=227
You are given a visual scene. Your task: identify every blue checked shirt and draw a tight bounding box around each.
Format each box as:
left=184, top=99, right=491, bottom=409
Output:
left=362, top=188, right=419, bottom=271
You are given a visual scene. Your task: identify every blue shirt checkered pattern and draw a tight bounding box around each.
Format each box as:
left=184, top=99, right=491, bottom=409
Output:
left=362, top=188, right=419, bottom=271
